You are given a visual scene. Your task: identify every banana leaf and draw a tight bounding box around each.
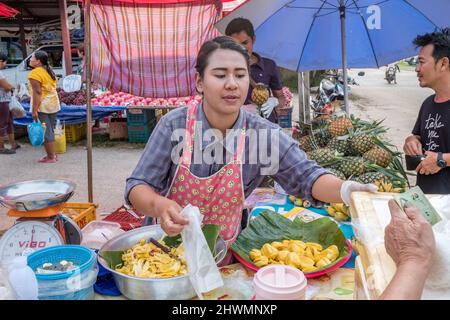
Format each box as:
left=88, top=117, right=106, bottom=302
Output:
left=99, top=250, right=124, bottom=269
left=231, top=210, right=350, bottom=272
left=163, top=224, right=220, bottom=255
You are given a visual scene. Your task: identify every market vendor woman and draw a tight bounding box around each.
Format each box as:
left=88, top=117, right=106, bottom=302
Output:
left=125, top=36, right=375, bottom=246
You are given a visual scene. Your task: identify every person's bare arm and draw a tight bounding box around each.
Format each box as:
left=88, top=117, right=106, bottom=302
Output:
left=0, top=79, right=14, bottom=91
left=403, top=134, right=423, bottom=155
left=311, top=174, right=344, bottom=203
left=379, top=200, right=435, bottom=300
left=128, top=184, right=188, bottom=236
left=29, top=79, right=42, bottom=120
left=272, top=89, right=287, bottom=109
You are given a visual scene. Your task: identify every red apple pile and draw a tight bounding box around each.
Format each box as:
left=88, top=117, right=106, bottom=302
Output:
left=92, top=91, right=202, bottom=107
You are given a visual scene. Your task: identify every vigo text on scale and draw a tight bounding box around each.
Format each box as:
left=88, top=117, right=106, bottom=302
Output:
left=0, top=179, right=82, bottom=265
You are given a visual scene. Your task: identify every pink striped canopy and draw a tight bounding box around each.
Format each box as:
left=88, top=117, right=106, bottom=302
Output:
left=88, top=0, right=224, bottom=97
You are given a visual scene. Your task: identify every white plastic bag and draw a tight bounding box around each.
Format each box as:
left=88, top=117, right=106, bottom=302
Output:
left=16, top=83, right=30, bottom=102
left=62, top=75, right=82, bottom=92
left=9, top=95, right=26, bottom=119
left=180, top=204, right=223, bottom=299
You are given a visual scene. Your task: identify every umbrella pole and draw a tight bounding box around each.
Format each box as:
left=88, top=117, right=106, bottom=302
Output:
left=85, top=0, right=93, bottom=203
left=339, top=4, right=349, bottom=115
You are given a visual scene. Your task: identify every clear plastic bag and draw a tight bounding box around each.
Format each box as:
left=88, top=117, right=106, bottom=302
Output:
left=180, top=204, right=224, bottom=299
left=9, top=95, right=26, bottom=119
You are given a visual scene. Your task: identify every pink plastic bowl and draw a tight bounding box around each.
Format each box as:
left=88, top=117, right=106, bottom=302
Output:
left=232, top=239, right=353, bottom=279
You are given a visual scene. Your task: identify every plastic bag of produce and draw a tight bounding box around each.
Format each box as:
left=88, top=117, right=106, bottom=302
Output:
left=9, top=95, right=26, bottom=119
left=180, top=204, right=223, bottom=299
left=27, top=120, right=45, bottom=146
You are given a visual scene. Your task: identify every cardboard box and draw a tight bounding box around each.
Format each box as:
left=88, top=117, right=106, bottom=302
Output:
left=109, top=118, right=128, bottom=140
left=350, top=192, right=397, bottom=300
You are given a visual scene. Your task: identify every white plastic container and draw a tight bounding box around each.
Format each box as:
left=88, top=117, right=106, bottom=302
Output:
left=0, top=267, right=14, bottom=300
left=81, top=221, right=124, bottom=250
left=7, top=256, right=38, bottom=300
left=253, top=265, right=307, bottom=300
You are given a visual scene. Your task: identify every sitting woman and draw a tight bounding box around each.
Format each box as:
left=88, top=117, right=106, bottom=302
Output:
left=125, top=36, right=376, bottom=254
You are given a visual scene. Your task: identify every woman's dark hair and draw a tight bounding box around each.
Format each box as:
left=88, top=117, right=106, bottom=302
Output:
left=33, top=50, right=57, bottom=80
left=0, top=52, right=8, bottom=62
left=225, top=17, right=255, bottom=38
left=195, top=36, right=250, bottom=78
left=413, top=28, right=450, bottom=65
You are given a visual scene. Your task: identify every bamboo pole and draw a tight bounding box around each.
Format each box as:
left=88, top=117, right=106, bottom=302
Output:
left=85, top=0, right=93, bottom=203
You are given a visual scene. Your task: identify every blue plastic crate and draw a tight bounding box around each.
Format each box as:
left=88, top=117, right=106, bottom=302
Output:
left=126, top=108, right=156, bottom=125
left=278, top=107, right=293, bottom=128
left=128, top=120, right=156, bottom=143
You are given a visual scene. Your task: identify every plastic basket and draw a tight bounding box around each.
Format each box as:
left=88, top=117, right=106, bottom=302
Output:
left=65, top=123, right=87, bottom=143
left=277, top=107, right=293, bottom=128
left=126, top=108, right=156, bottom=125
left=127, top=119, right=156, bottom=143
left=61, top=202, right=98, bottom=230
left=28, top=245, right=96, bottom=280
left=27, top=245, right=98, bottom=300
left=102, top=205, right=144, bottom=231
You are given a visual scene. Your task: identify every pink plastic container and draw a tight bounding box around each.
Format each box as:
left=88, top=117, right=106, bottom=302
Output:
left=253, top=265, right=307, bottom=300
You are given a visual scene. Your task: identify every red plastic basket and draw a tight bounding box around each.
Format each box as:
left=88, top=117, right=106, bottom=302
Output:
left=102, top=206, right=145, bottom=231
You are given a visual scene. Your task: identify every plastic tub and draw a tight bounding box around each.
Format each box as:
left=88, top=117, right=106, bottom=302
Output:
left=81, top=221, right=125, bottom=250
left=253, top=265, right=307, bottom=300
left=27, top=245, right=98, bottom=300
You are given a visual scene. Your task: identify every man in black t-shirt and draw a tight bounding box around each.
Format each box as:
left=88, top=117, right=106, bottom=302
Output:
left=404, top=29, right=450, bottom=194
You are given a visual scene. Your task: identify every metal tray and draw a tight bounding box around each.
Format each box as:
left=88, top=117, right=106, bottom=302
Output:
left=0, top=179, right=76, bottom=211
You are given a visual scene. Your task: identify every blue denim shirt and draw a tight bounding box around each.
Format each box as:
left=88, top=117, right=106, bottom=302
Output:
left=125, top=104, right=331, bottom=207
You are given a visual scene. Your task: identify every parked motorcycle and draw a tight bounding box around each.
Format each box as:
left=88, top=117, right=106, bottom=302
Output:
left=385, top=64, right=400, bottom=84
left=310, top=70, right=364, bottom=117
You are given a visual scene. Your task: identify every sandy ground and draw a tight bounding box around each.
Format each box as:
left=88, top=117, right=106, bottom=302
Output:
left=0, top=67, right=433, bottom=232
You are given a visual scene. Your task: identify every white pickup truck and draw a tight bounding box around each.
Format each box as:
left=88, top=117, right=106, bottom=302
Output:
left=2, top=44, right=82, bottom=87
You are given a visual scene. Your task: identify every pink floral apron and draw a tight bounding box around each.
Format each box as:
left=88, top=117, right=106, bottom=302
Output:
left=166, top=104, right=246, bottom=246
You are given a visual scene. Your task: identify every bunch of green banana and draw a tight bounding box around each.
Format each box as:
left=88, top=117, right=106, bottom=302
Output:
left=374, top=180, right=404, bottom=193
left=324, top=203, right=350, bottom=221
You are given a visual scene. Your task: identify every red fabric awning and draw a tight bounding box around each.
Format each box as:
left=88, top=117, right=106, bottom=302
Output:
left=0, top=2, right=19, bottom=18
left=80, top=0, right=232, bottom=4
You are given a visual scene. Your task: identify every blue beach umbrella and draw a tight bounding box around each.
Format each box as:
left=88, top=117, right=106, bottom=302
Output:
left=216, top=0, right=449, bottom=113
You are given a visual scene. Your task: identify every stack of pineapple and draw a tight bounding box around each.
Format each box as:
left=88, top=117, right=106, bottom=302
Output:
left=292, top=114, right=411, bottom=221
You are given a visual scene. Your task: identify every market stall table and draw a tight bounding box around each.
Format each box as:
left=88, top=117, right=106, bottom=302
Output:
left=93, top=188, right=356, bottom=300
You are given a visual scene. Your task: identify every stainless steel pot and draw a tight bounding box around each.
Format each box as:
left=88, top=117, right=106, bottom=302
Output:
left=98, top=225, right=227, bottom=300
left=0, top=179, right=76, bottom=211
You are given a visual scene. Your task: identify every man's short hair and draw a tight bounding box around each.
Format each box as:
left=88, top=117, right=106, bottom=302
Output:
left=0, top=52, right=8, bottom=62
left=225, top=17, right=255, bottom=38
left=413, top=28, right=450, bottom=65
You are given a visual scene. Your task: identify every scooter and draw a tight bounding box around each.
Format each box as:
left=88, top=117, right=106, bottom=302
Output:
left=385, top=66, right=398, bottom=84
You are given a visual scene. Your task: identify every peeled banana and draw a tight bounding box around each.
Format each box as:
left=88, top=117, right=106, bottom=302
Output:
left=325, top=203, right=351, bottom=221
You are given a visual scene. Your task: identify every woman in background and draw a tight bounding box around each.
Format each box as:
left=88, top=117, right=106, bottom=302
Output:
left=28, top=50, right=61, bottom=163
left=0, top=52, right=18, bottom=154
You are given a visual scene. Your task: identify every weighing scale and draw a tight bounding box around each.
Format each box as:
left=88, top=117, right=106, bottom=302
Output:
left=0, top=180, right=82, bottom=265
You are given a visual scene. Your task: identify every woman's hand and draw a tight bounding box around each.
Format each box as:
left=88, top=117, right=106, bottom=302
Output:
left=156, top=197, right=189, bottom=236
left=32, top=110, right=39, bottom=121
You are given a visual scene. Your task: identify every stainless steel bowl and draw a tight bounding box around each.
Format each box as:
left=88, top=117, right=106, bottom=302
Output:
left=0, top=179, right=76, bottom=211
left=98, top=225, right=227, bottom=300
